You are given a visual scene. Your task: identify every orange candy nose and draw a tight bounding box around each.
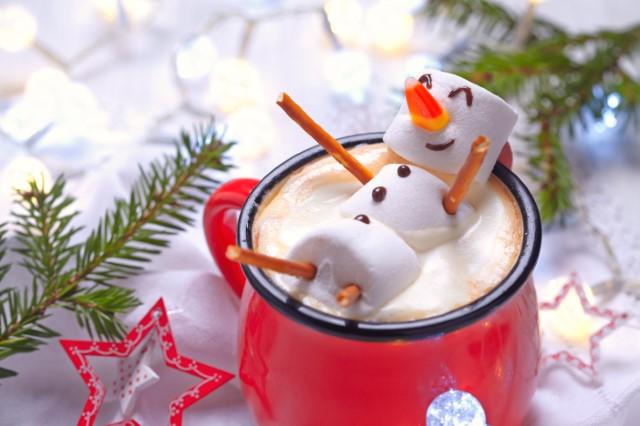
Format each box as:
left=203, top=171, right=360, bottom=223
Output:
left=405, top=77, right=449, bottom=132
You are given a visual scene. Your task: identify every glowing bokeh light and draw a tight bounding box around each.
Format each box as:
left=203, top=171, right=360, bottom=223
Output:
left=324, top=0, right=365, bottom=45
left=602, top=110, right=618, bottom=128
left=1, top=155, right=53, bottom=199
left=0, top=5, right=38, bottom=52
left=209, top=58, right=264, bottom=113
left=0, top=67, right=106, bottom=142
left=225, top=106, right=277, bottom=162
left=175, top=35, right=218, bottom=80
left=94, top=0, right=158, bottom=24
left=606, top=93, right=621, bottom=109
left=403, top=54, right=443, bottom=76
left=365, top=0, right=414, bottom=53
left=324, top=49, right=371, bottom=102
left=426, top=389, right=487, bottom=426
left=543, top=277, right=598, bottom=344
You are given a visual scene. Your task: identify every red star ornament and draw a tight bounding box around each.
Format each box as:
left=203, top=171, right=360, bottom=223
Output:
left=60, top=298, right=234, bottom=426
left=539, top=273, right=630, bottom=380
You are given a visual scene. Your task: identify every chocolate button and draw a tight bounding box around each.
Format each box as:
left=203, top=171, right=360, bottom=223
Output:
left=372, top=186, right=386, bottom=202
left=397, top=165, right=411, bottom=177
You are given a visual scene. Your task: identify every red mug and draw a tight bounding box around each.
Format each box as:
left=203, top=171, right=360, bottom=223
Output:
left=204, top=133, right=541, bottom=426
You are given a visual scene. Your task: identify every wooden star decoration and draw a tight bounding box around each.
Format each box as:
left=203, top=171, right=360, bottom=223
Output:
left=60, top=298, right=234, bottom=425
left=539, top=273, right=629, bottom=381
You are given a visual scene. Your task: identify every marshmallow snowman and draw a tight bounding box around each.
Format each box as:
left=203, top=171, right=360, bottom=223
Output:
left=341, top=164, right=476, bottom=251
left=286, top=218, right=420, bottom=318
left=384, top=69, right=518, bottom=182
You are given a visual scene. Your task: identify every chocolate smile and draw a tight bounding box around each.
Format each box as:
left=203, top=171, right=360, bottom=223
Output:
left=425, top=139, right=455, bottom=151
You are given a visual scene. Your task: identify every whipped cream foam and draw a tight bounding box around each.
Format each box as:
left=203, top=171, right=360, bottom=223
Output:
left=253, top=144, right=523, bottom=322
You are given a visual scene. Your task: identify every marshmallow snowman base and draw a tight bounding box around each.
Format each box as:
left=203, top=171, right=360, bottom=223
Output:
left=285, top=218, right=420, bottom=318
left=341, top=164, right=476, bottom=251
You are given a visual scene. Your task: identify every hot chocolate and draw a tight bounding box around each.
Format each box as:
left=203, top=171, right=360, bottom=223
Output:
left=252, top=143, right=522, bottom=321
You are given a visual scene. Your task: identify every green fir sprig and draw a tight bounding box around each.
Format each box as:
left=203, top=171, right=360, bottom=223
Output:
left=422, top=0, right=640, bottom=221
left=423, top=0, right=564, bottom=43
left=0, top=123, right=233, bottom=378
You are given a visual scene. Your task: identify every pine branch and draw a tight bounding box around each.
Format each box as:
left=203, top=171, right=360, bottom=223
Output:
left=0, top=224, right=10, bottom=284
left=419, top=1, right=640, bottom=220
left=0, top=123, right=233, bottom=376
left=422, top=0, right=564, bottom=43
left=450, top=23, right=640, bottom=220
left=13, top=177, right=82, bottom=289
left=0, top=178, right=82, bottom=374
left=0, top=225, right=19, bottom=379
left=525, top=119, right=573, bottom=221
left=60, top=286, right=140, bottom=340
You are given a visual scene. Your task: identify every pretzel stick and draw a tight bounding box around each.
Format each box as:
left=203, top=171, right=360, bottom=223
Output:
left=226, top=245, right=316, bottom=279
left=336, top=284, right=361, bottom=307
left=443, top=135, right=491, bottom=215
left=277, top=92, right=374, bottom=184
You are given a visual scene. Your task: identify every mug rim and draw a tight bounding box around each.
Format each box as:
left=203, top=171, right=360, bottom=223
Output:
left=236, top=133, right=542, bottom=341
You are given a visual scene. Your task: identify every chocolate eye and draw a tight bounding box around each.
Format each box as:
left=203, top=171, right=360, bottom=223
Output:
left=354, top=214, right=370, bottom=224
left=372, top=186, right=387, bottom=202
left=397, top=165, right=411, bottom=177
left=448, top=86, right=473, bottom=107
left=418, top=73, right=432, bottom=89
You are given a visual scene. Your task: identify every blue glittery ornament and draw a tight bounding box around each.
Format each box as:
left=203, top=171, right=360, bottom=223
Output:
left=426, top=389, right=487, bottom=426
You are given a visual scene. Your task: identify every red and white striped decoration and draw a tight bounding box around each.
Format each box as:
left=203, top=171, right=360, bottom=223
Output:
left=540, top=273, right=630, bottom=381
left=60, top=298, right=234, bottom=426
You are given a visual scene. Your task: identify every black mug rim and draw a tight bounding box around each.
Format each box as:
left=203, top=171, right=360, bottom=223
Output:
left=236, top=133, right=541, bottom=341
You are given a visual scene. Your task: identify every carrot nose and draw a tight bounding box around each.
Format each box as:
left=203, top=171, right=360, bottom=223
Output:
left=405, top=77, right=449, bottom=132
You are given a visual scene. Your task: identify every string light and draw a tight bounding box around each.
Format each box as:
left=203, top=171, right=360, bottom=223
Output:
left=541, top=277, right=597, bottom=344
left=0, top=67, right=106, bottom=142
left=0, top=4, right=38, bottom=52
left=225, top=106, right=277, bottom=161
left=1, top=155, right=53, bottom=199
left=365, top=0, right=414, bottom=53
left=93, top=0, right=159, bottom=25
left=175, top=35, right=218, bottom=81
left=323, top=0, right=365, bottom=46
left=403, top=54, right=443, bottom=76
left=324, top=49, right=371, bottom=102
left=208, top=58, right=264, bottom=113
left=606, top=93, right=621, bottom=109
left=589, top=87, right=622, bottom=134
left=602, top=110, right=618, bottom=129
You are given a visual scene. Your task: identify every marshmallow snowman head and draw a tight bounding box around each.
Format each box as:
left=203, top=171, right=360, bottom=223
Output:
left=384, top=69, right=518, bottom=182
left=341, top=164, right=476, bottom=251
left=286, top=218, right=420, bottom=318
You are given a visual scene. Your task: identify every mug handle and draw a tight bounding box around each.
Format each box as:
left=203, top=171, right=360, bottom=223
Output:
left=203, top=178, right=259, bottom=297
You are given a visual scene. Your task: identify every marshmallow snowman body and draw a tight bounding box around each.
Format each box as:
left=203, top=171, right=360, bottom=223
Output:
left=286, top=218, right=420, bottom=318
left=384, top=69, right=518, bottom=182
left=341, top=164, right=476, bottom=251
